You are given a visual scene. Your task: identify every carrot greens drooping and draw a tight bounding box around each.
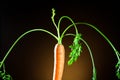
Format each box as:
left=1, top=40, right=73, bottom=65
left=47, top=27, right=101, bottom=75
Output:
left=0, top=63, right=12, bottom=80
left=65, top=33, right=96, bottom=80
left=0, top=8, right=119, bottom=80
left=68, top=33, right=82, bottom=65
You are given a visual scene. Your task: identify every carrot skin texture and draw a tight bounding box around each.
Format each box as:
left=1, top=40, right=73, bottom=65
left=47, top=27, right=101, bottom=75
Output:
left=53, top=44, right=65, bottom=80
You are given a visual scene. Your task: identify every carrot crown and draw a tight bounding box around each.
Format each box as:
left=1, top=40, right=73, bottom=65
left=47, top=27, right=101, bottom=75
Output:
left=0, top=8, right=120, bottom=80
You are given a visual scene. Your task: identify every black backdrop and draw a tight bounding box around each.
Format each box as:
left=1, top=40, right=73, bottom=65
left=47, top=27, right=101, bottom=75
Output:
left=0, top=1, right=120, bottom=80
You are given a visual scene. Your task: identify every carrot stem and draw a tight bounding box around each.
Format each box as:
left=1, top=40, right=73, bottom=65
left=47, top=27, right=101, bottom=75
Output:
left=51, top=8, right=61, bottom=44
left=59, top=16, right=79, bottom=42
left=69, top=22, right=120, bottom=61
left=81, top=38, right=96, bottom=80
left=65, top=33, right=96, bottom=80
left=0, top=29, right=58, bottom=68
left=1, top=8, right=119, bottom=80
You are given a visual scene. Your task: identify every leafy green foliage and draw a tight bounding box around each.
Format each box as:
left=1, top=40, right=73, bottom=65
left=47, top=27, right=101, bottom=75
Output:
left=0, top=63, right=12, bottom=80
left=116, top=60, right=120, bottom=79
left=0, top=72, right=11, bottom=80
left=68, top=33, right=82, bottom=65
left=116, top=71, right=120, bottom=79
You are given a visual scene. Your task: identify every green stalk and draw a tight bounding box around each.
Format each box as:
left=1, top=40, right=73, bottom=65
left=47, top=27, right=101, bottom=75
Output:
left=3, top=63, right=5, bottom=73
left=81, top=38, right=96, bottom=80
left=59, top=16, right=79, bottom=41
left=51, top=8, right=61, bottom=44
left=51, top=8, right=79, bottom=44
left=58, top=16, right=78, bottom=34
left=66, top=22, right=120, bottom=61
left=65, top=33, right=96, bottom=80
left=0, top=29, right=58, bottom=68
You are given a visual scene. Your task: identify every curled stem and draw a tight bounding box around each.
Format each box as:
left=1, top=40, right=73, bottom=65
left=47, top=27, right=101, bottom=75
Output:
left=61, top=18, right=78, bottom=41
left=58, top=16, right=78, bottom=34
left=67, top=22, right=120, bottom=60
left=51, top=8, right=61, bottom=43
left=78, top=22, right=120, bottom=60
left=81, top=38, right=96, bottom=80
left=0, top=29, right=58, bottom=68
left=51, top=8, right=79, bottom=44
left=65, top=33, right=96, bottom=80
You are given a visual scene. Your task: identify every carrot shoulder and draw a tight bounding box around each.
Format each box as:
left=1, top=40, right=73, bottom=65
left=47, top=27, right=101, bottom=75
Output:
left=53, top=44, right=65, bottom=80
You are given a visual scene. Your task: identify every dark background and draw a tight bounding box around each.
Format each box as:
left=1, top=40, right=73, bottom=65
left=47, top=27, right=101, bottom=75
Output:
left=0, top=1, right=120, bottom=80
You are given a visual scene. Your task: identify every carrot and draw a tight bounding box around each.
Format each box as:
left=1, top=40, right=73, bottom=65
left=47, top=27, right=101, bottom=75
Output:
left=53, top=44, right=65, bottom=80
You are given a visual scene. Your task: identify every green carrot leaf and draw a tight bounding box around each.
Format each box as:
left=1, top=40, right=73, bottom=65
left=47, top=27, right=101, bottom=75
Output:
left=3, top=74, right=11, bottom=80
left=116, top=71, right=120, bottom=79
left=116, top=60, right=120, bottom=79
left=68, top=33, right=82, bottom=65
left=0, top=62, right=12, bottom=80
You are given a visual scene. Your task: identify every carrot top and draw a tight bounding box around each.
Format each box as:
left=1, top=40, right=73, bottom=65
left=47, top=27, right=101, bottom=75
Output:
left=0, top=8, right=120, bottom=80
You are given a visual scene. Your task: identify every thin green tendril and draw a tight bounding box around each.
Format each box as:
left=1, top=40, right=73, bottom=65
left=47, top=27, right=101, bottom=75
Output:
left=65, top=33, right=97, bottom=80
left=0, top=29, right=58, bottom=68
left=75, top=22, right=120, bottom=60
left=51, top=8, right=61, bottom=44
left=81, top=38, right=96, bottom=80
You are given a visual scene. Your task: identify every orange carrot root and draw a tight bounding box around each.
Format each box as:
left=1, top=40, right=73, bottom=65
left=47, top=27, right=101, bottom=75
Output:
left=53, top=44, right=65, bottom=80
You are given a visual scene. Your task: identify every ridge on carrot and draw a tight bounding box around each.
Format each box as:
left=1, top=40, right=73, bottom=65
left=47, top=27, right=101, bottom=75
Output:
left=0, top=8, right=119, bottom=80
